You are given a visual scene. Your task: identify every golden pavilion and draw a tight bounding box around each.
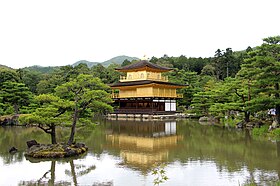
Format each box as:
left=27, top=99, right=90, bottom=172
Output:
left=110, top=60, right=184, bottom=115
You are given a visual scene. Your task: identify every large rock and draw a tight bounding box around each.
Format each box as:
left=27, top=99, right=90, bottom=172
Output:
left=64, top=147, right=77, bottom=157
left=0, top=115, right=19, bottom=126
left=246, top=121, right=264, bottom=128
left=26, top=140, right=40, bottom=148
left=199, top=116, right=219, bottom=123
left=74, top=142, right=86, bottom=148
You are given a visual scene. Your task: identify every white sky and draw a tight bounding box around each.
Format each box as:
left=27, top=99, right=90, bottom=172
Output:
left=0, top=0, right=279, bottom=69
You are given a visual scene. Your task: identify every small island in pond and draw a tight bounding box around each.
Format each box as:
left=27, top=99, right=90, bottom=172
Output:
left=25, top=140, right=88, bottom=158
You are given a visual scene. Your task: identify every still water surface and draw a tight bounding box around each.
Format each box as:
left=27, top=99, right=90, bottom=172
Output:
left=0, top=119, right=279, bottom=186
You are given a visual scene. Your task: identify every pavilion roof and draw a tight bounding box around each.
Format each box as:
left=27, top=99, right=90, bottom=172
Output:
left=115, top=60, right=172, bottom=72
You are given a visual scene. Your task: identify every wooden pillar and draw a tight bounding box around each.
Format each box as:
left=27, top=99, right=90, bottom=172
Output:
left=151, top=98, right=153, bottom=113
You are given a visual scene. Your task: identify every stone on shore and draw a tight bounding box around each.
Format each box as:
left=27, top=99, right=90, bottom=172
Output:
left=199, top=116, right=219, bottom=123
left=0, top=115, right=19, bottom=126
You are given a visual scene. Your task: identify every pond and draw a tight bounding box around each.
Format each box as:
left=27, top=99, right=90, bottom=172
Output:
left=0, top=119, right=279, bottom=185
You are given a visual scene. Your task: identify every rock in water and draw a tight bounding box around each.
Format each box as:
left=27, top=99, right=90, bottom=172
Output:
left=26, top=140, right=40, bottom=148
left=74, top=142, right=86, bottom=148
left=236, top=121, right=245, bottom=128
left=199, top=116, right=209, bottom=122
left=9, top=147, right=18, bottom=153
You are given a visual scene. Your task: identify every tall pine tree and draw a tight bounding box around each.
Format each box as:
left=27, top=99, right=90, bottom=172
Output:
left=239, top=36, right=280, bottom=125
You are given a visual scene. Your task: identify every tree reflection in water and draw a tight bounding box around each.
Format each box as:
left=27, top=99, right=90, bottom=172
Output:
left=18, top=159, right=96, bottom=186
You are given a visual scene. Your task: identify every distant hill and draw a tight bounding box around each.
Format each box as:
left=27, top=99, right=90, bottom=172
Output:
left=72, top=60, right=99, bottom=68
left=23, top=65, right=59, bottom=74
left=0, top=64, right=12, bottom=69
left=101, top=55, right=139, bottom=67
left=72, top=55, right=139, bottom=68
left=3, top=55, right=140, bottom=73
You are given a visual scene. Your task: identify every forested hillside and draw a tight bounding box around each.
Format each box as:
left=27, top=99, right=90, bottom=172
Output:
left=0, top=36, right=279, bottom=128
left=7, top=55, right=140, bottom=74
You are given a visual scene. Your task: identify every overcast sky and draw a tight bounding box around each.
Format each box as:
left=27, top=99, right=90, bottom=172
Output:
left=0, top=0, right=279, bottom=69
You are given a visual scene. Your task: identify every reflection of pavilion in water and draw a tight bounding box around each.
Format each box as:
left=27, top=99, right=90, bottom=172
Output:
left=105, top=120, right=183, bottom=172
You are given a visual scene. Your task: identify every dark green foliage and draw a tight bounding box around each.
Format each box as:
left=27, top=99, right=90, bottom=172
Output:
left=59, top=64, right=91, bottom=82
left=212, top=48, right=243, bottom=80
left=23, top=65, right=59, bottom=74
left=55, top=74, right=113, bottom=144
left=152, top=55, right=210, bottom=74
left=91, top=64, right=108, bottom=83
left=201, top=64, right=215, bottom=76
left=36, top=73, right=65, bottom=94
left=106, top=64, right=122, bottom=83
left=191, top=79, right=218, bottom=116
left=36, top=64, right=91, bottom=94
left=91, top=63, right=122, bottom=84
left=238, top=36, right=280, bottom=124
left=189, top=36, right=279, bottom=125
left=0, top=82, right=33, bottom=114
left=17, top=69, right=42, bottom=93
left=0, top=68, right=20, bottom=84
left=121, top=59, right=132, bottom=67
left=20, top=74, right=113, bottom=144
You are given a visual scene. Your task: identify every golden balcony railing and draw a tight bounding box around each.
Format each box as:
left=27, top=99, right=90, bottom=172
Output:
left=119, top=75, right=168, bottom=82
left=111, top=92, right=183, bottom=99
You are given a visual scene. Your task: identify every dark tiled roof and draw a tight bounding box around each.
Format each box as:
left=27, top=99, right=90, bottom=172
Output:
left=109, top=80, right=185, bottom=87
left=115, top=60, right=172, bottom=71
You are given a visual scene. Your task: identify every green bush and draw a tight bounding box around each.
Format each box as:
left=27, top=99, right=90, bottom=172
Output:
left=252, top=125, right=269, bottom=136
left=271, top=128, right=280, bottom=138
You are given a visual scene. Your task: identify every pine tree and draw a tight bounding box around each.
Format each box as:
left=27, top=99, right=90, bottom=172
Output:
left=0, top=82, right=32, bottom=114
left=238, top=36, right=280, bottom=124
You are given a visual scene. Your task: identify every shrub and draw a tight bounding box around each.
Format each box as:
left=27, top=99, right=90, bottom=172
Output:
left=252, top=125, right=269, bottom=136
left=271, top=128, right=280, bottom=138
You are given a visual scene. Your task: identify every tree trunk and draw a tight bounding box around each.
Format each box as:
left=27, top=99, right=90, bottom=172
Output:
left=68, top=106, right=78, bottom=145
left=275, top=83, right=280, bottom=125
left=70, top=160, right=78, bottom=186
left=245, top=111, right=250, bottom=122
left=13, top=104, right=19, bottom=114
left=276, top=104, right=280, bottom=126
left=49, top=161, right=55, bottom=186
left=244, top=129, right=251, bottom=146
left=51, top=125, right=57, bottom=144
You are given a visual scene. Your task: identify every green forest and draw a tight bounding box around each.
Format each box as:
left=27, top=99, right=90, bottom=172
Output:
left=0, top=36, right=279, bottom=132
